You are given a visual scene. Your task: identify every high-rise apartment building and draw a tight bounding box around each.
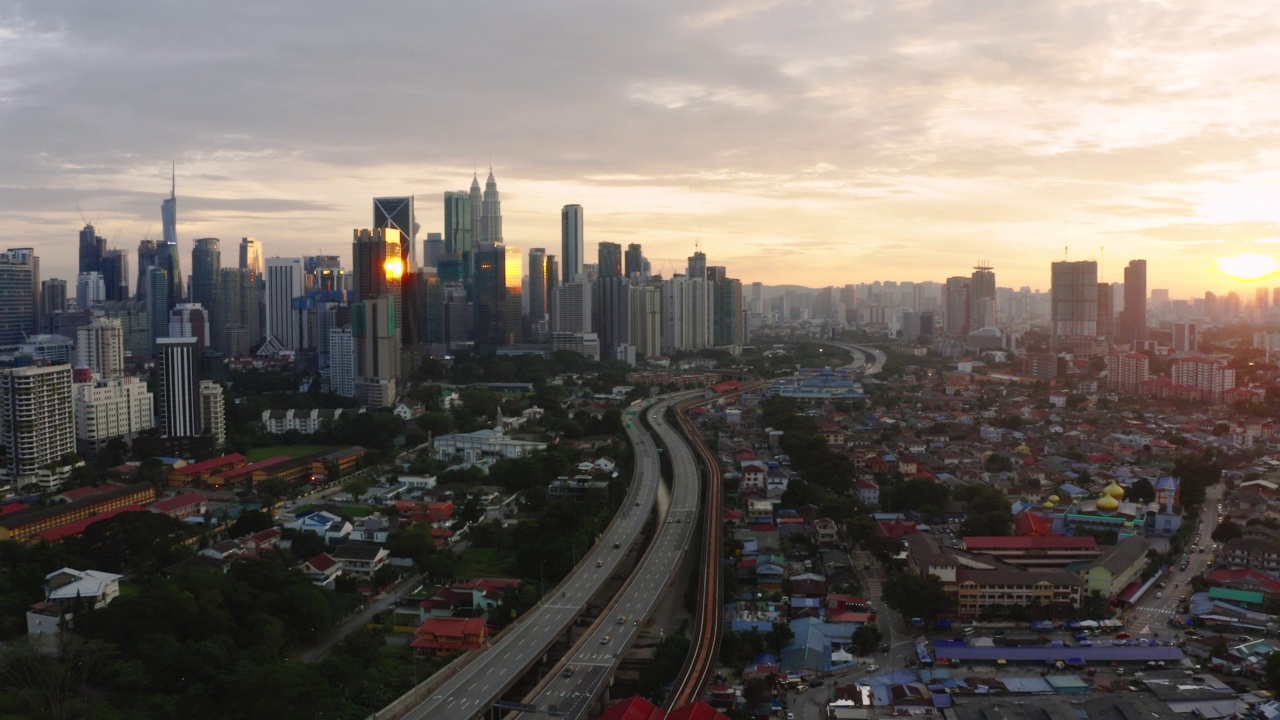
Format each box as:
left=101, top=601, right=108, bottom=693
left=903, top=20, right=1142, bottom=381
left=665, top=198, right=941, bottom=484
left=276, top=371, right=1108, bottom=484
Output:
left=328, top=327, right=355, bottom=397
left=423, top=233, right=445, bottom=270
left=214, top=268, right=245, bottom=356
left=100, top=301, right=150, bottom=360
left=155, top=336, right=201, bottom=437
left=552, top=282, right=592, bottom=333
left=712, top=277, right=746, bottom=348
left=943, top=276, right=970, bottom=335
left=1118, top=259, right=1147, bottom=344
left=1171, top=354, right=1234, bottom=404
left=1105, top=351, right=1149, bottom=394
left=0, top=364, right=75, bottom=484
left=168, top=303, right=209, bottom=351
left=73, top=375, right=153, bottom=453
left=1050, top=260, right=1099, bottom=338
left=596, top=243, right=628, bottom=359
left=561, top=204, right=584, bottom=283
left=628, top=285, right=661, bottom=359
left=969, top=264, right=996, bottom=330
left=265, top=258, right=305, bottom=351
left=76, top=317, right=125, bottom=379
left=199, top=380, right=225, bottom=446
left=472, top=243, right=508, bottom=353
left=76, top=272, right=105, bottom=310
left=527, top=248, right=549, bottom=336
left=352, top=296, right=398, bottom=407
left=39, top=279, right=67, bottom=334
left=661, top=275, right=714, bottom=352
left=146, top=267, right=170, bottom=356
left=1172, top=322, right=1199, bottom=354
left=687, top=251, right=707, bottom=280
left=1096, top=282, right=1114, bottom=342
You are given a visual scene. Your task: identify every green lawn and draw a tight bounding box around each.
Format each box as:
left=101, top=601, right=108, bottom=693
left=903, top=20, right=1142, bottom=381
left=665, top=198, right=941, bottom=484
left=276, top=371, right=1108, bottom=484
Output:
left=458, top=546, right=518, bottom=579
left=246, top=444, right=334, bottom=462
left=338, top=505, right=378, bottom=518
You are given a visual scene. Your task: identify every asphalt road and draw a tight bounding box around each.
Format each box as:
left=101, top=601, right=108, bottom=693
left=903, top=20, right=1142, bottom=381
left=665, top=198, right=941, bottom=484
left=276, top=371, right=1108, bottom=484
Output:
left=520, top=401, right=703, bottom=718
left=1128, top=483, right=1222, bottom=636
left=389, top=394, right=692, bottom=720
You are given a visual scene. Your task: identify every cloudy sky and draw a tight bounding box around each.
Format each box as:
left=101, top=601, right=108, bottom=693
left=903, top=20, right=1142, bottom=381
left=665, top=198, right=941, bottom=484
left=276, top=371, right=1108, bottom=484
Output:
left=3, top=0, right=1279, bottom=296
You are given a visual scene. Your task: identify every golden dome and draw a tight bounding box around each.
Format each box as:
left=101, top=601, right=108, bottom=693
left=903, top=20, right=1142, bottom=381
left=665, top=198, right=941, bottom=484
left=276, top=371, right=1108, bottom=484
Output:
left=1104, top=482, right=1125, bottom=500
left=1043, top=501, right=1055, bottom=509
left=1097, top=494, right=1120, bottom=512
left=1123, top=520, right=1134, bottom=528
left=1048, top=495, right=1060, bottom=503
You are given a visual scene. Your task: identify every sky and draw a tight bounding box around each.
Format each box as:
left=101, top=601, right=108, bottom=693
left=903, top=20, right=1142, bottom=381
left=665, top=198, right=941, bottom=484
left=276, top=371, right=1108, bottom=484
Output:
left=2, top=0, right=1280, bottom=297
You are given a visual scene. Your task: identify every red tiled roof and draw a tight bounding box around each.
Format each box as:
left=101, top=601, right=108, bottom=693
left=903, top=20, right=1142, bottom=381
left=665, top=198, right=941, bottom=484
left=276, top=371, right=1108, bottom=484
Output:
left=171, top=454, right=246, bottom=476
left=149, top=493, right=206, bottom=513
left=1013, top=511, right=1057, bottom=537
left=417, top=616, right=486, bottom=639
left=34, top=505, right=144, bottom=542
left=56, top=484, right=125, bottom=502
left=215, top=456, right=291, bottom=483
left=304, top=553, right=339, bottom=573
left=667, top=701, right=731, bottom=720
left=599, top=696, right=667, bottom=720
left=963, top=535, right=1095, bottom=550
left=0, top=502, right=31, bottom=516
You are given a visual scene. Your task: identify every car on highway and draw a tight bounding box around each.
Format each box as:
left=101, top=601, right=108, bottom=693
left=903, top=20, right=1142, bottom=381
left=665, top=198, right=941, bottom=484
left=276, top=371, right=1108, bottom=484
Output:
left=562, top=665, right=575, bottom=678
left=617, top=616, right=626, bottom=624
left=600, top=635, right=611, bottom=645
left=865, top=665, right=879, bottom=673
left=596, top=560, right=603, bottom=568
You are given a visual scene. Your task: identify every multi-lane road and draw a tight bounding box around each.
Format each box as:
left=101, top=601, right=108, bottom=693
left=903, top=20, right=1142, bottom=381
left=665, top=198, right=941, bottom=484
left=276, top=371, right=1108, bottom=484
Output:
left=518, top=399, right=703, bottom=718
left=1128, top=483, right=1223, bottom=635
left=389, top=393, right=693, bottom=720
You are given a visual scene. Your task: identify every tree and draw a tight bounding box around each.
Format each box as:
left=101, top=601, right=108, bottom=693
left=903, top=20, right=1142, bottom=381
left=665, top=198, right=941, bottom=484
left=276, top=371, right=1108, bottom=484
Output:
left=1212, top=520, right=1243, bottom=544
left=1268, top=650, right=1280, bottom=691
left=882, top=572, right=955, bottom=622
left=959, top=485, right=1013, bottom=537
left=1128, top=477, right=1156, bottom=504
left=850, top=624, right=884, bottom=655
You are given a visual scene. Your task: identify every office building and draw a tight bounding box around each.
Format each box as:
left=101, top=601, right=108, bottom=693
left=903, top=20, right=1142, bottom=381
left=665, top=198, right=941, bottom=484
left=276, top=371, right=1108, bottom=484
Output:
left=625, top=244, right=644, bottom=282
left=469, top=174, right=483, bottom=259
left=76, top=317, right=125, bottom=379
left=969, top=264, right=996, bottom=330
left=0, top=364, right=75, bottom=485
left=190, top=238, right=221, bottom=328
left=101, top=250, right=130, bottom=302
left=352, top=296, right=398, bottom=407
left=561, top=204, right=584, bottom=283
left=328, top=327, right=355, bottom=397
left=78, top=225, right=106, bottom=276
left=39, top=279, right=67, bottom=334
left=76, top=272, right=105, bottom=309
left=527, top=248, right=549, bottom=337
left=73, top=375, right=153, bottom=453
left=155, top=241, right=183, bottom=311
left=1051, top=260, right=1098, bottom=339
left=443, top=190, right=473, bottom=277
left=712, top=276, right=746, bottom=349
left=502, top=245, right=523, bottom=347
left=19, top=335, right=74, bottom=365
left=423, top=233, right=445, bottom=269
left=0, top=248, right=38, bottom=347
left=265, top=258, right=305, bottom=351
left=135, top=239, right=158, bottom=301
left=687, top=251, right=707, bottom=280
left=239, top=237, right=264, bottom=276
left=155, top=336, right=201, bottom=437
left=213, top=268, right=244, bottom=356
left=472, top=243, right=508, bottom=353
left=479, top=169, right=503, bottom=245
left=100, top=301, right=150, bottom=360
left=374, top=197, right=416, bottom=268
left=1172, top=322, right=1199, bottom=354
left=168, top=303, right=209, bottom=351
left=161, top=165, right=178, bottom=247
left=1119, top=259, right=1147, bottom=344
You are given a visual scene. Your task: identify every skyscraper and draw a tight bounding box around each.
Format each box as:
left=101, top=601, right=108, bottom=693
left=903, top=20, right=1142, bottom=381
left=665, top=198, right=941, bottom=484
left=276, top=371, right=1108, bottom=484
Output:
left=214, top=267, right=245, bottom=356
left=1051, top=260, right=1099, bottom=339
left=943, top=276, right=970, bottom=335
left=969, top=264, right=996, bottom=330
left=40, top=279, right=67, bottom=334
left=190, top=238, right=221, bottom=337
left=155, top=241, right=183, bottom=310
left=629, top=284, right=662, bottom=359
left=352, top=296, right=398, bottom=407
left=374, top=196, right=416, bottom=268
left=147, top=267, right=169, bottom=356
left=168, top=303, right=209, bottom=351
left=0, top=249, right=38, bottom=347
left=76, top=272, right=105, bottom=309
left=480, top=169, right=503, bottom=244
left=239, top=237, right=264, bottom=276
left=469, top=174, right=483, bottom=257
left=596, top=243, right=629, bottom=359
left=1173, top=322, right=1199, bottom=353
left=712, top=276, right=746, bottom=348
left=161, top=163, right=177, bottom=247
left=101, top=250, right=130, bottom=302
left=265, top=258, right=305, bottom=351
left=473, top=243, right=508, bottom=353
left=625, top=243, right=644, bottom=282
left=1119, top=259, right=1148, bottom=344
left=136, top=239, right=158, bottom=300
left=687, top=251, right=707, bottom=280
left=561, top=204, right=584, bottom=283
left=155, top=336, right=201, bottom=437
left=598, top=242, right=623, bottom=278
left=444, top=191, right=473, bottom=277
left=78, top=225, right=106, bottom=276
left=527, top=248, right=549, bottom=335
left=423, top=233, right=445, bottom=269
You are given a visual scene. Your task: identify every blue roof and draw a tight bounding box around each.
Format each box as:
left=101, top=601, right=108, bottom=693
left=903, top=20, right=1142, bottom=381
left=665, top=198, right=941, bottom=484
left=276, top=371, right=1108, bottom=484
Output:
left=1156, top=476, right=1180, bottom=490
left=931, top=644, right=1184, bottom=662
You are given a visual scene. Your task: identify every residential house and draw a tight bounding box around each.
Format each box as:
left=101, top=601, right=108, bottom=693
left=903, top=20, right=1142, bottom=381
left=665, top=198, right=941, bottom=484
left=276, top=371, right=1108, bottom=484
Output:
left=301, top=553, right=341, bottom=588
left=856, top=478, right=880, bottom=507
left=330, top=544, right=390, bottom=579
left=411, top=616, right=488, bottom=656
left=1220, top=537, right=1280, bottom=575
left=284, top=511, right=353, bottom=546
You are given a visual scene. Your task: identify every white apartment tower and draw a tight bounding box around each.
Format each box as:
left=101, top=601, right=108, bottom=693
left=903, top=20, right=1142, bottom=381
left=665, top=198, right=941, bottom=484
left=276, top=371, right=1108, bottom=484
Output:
left=628, top=285, right=662, bottom=359
left=76, top=317, right=125, bottom=379
left=73, top=376, right=153, bottom=452
left=199, top=380, right=226, bottom=445
left=329, top=327, right=355, bottom=397
left=265, top=258, right=305, bottom=351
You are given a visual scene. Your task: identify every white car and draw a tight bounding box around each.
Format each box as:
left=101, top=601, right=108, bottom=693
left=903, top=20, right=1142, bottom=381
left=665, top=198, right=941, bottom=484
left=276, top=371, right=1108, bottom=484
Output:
left=865, top=664, right=880, bottom=673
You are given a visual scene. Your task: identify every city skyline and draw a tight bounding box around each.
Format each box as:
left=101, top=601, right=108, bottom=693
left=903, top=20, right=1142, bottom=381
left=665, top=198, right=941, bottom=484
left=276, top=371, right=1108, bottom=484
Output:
left=2, top=3, right=1279, bottom=294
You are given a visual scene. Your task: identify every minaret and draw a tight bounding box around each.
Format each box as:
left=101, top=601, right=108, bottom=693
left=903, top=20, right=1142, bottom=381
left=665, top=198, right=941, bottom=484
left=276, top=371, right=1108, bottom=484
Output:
left=481, top=167, right=503, bottom=245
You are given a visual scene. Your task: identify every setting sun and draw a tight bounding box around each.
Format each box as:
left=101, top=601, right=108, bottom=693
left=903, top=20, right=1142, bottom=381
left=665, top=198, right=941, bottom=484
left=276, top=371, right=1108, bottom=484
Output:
left=1217, top=252, right=1278, bottom=281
